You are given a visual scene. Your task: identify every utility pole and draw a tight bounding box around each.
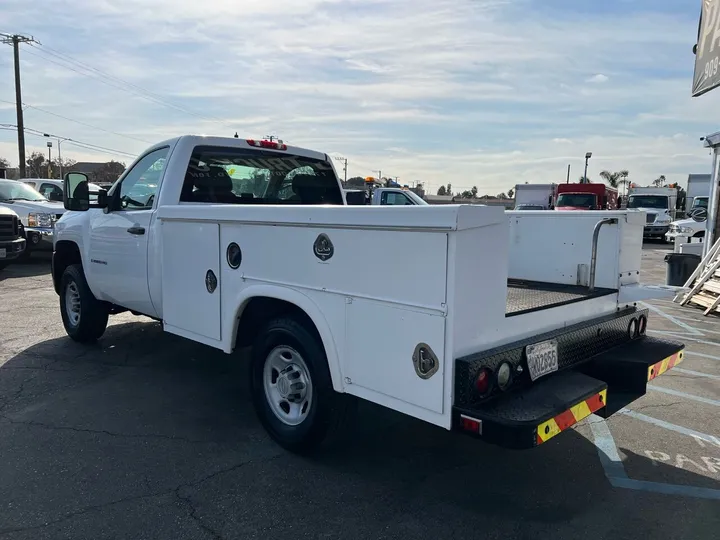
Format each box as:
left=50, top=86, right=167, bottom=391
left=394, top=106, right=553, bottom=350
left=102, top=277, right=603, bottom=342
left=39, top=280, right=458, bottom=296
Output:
left=1, top=33, right=39, bottom=178
left=265, top=135, right=277, bottom=142
left=566, top=164, right=570, bottom=183
left=333, top=156, right=347, bottom=183
left=373, top=170, right=382, bottom=184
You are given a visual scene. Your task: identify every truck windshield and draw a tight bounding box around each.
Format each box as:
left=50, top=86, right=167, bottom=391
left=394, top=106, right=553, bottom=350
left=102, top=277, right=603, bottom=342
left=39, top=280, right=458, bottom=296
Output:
left=556, top=193, right=596, bottom=208
left=0, top=180, right=47, bottom=202
left=692, top=197, right=709, bottom=209
left=627, top=195, right=667, bottom=209
left=181, top=146, right=343, bottom=205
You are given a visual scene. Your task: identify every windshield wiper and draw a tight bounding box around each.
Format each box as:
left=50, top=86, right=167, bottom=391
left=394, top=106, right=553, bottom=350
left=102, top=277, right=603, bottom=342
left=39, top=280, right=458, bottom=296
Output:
left=8, top=197, right=44, bottom=202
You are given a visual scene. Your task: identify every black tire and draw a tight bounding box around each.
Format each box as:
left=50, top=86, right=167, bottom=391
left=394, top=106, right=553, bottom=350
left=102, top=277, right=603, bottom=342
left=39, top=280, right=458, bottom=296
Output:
left=0, top=261, right=8, bottom=271
left=59, top=263, right=109, bottom=343
left=250, top=315, right=353, bottom=454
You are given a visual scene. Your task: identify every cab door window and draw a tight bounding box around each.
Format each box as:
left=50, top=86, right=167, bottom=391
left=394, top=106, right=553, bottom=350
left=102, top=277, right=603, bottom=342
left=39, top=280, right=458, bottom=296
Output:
left=114, top=147, right=169, bottom=210
left=381, top=191, right=413, bottom=205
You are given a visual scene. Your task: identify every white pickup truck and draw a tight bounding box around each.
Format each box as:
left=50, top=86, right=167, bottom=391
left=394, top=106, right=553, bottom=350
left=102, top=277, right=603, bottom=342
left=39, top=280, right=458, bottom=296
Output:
left=53, top=135, right=685, bottom=453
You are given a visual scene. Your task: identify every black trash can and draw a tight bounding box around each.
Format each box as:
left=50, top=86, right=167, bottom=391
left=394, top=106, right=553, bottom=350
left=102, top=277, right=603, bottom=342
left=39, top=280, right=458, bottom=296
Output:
left=664, top=253, right=701, bottom=286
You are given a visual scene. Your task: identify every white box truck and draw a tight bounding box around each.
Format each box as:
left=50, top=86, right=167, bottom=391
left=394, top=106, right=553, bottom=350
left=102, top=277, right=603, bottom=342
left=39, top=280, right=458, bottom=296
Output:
left=513, top=183, right=557, bottom=210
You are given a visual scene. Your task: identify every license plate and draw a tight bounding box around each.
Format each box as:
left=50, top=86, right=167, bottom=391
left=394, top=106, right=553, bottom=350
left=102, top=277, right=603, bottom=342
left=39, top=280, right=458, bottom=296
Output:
left=0, top=248, right=5, bottom=259
left=526, top=339, right=559, bottom=381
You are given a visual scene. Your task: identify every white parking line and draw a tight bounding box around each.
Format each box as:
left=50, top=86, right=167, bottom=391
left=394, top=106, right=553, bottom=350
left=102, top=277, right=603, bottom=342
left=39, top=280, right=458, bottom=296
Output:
left=648, top=385, right=720, bottom=407
left=641, top=302, right=704, bottom=336
left=588, top=415, right=720, bottom=500
left=619, top=409, right=720, bottom=444
left=685, top=351, right=720, bottom=362
left=672, top=367, right=720, bottom=381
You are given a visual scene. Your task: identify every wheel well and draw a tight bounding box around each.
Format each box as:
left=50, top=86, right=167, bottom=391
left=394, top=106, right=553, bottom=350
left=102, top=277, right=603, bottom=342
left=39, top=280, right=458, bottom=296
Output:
left=52, top=241, right=82, bottom=294
left=692, top=230, right=706, bottom=238
left=235, top=297, right=320, bottom=349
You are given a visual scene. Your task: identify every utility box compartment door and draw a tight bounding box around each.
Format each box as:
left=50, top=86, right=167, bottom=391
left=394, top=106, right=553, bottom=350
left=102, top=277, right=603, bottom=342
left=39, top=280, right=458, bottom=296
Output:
left=344, top=299, right=446, bottom=414
left=161, top=220, right=221, bottom=341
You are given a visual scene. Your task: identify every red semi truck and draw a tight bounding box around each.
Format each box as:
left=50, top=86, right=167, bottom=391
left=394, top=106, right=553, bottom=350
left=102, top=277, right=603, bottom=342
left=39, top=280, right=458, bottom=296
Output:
left=555, top=183, right=619, bottom=211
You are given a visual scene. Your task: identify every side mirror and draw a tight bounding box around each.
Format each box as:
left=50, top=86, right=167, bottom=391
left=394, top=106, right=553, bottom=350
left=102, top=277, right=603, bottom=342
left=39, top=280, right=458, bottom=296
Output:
left=690, top=207, right=708, bottom=222
left=64, top=172, right=108, bottom=211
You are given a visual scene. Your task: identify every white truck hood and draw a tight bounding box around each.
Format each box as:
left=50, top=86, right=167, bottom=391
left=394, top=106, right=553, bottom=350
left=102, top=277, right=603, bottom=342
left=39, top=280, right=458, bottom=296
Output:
left=670, top=217, right=705, bottom=231
left=2, top=200, right=64, bottom=214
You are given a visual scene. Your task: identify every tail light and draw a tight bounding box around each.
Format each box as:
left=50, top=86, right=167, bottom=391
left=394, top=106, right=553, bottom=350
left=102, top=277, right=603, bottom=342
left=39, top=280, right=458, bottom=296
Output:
left=475, top=368, right=493, bottom=395
left=246, top=139, right=287, bottom=151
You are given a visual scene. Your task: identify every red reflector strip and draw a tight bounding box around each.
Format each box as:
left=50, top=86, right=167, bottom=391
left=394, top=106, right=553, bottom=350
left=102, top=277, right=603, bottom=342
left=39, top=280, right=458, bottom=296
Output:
left=647, top=350, right=683, bottom=381
left=535, top=389, right=607, bottom=445
left=460, top=414, right=482, bottom=434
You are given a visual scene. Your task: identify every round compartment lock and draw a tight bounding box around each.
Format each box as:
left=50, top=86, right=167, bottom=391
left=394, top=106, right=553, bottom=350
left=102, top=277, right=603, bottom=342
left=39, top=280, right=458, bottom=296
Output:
left=226, top=242, right=242, bottom=269
left=205, top=270, right=218, bottom=293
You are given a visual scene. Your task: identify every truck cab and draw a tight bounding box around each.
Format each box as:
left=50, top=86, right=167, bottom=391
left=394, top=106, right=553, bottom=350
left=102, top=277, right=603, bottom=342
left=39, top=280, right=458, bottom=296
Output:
left=626, top=187, right=677, bottom=240
left=555, top=183, right=618, bottom=211
left=0, top=206, right=26, bottom=270
left=344, top=186, right=428, bottom=206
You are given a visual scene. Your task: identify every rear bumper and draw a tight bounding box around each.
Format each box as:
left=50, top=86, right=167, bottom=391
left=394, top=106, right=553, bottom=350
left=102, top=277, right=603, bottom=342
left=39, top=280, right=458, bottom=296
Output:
left=453, top=309, right=684, bottom=449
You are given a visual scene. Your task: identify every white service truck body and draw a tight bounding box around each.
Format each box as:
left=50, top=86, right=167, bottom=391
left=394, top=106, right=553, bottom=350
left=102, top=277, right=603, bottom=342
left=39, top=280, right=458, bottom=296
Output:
left=513, top=183, right=557, bottom=210
left=52, top=135, right=685, bottom=453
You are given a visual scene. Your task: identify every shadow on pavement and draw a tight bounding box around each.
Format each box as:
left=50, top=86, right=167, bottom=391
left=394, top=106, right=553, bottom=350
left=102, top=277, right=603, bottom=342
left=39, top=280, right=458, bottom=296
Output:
left=0, top=254, right=52, bottom=281
left=0, top=321, right=719, bottom=539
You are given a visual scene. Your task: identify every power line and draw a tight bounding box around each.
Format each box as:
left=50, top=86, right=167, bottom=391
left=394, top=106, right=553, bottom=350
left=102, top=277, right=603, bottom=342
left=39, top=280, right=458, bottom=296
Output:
left=1, top=123, right=137, bottom=158
left=24, top=103, right=153, bottom=144
left=26, top=44, right=238, bottom=130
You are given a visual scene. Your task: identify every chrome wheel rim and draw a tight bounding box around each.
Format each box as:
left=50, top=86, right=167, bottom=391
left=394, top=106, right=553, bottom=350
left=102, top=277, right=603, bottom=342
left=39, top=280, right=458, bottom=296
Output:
left=65, top=281, right=81, bottom=327
left=263, top=346, right=313, bottom=426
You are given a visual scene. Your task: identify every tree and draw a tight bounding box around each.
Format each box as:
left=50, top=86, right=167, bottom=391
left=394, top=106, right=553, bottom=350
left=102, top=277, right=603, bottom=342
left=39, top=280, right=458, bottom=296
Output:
left=471, top=186, right=478, bottom=198
left=461, top=190, right=473, bottom=199
left=0, top=157, right=10, bottom=169
left=653, top=175, right=667, bottom=187
left=91, top=161, right=126, bottom=184
left=496, top=192, right=508, bottom=199
left=446, top=183, right=452, bottom=195
left=578, top=175, right=589, bottom=183
left=436, top=185, right=447, bottom=196
left=598, top=170, right=629, bottom=189
left=26, top=152, right=46, bottom=178
left=346, top=176, right=365, bottom=188
left=508, top=188, right=515, bottom=198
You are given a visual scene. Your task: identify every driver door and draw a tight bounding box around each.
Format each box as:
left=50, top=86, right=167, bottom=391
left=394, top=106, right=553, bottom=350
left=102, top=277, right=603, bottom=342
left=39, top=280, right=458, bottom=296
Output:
left=87, top=147, right=169, bottom=316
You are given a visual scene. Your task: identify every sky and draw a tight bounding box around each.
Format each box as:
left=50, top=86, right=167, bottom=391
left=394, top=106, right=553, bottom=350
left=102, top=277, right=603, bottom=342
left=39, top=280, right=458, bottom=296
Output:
left=0, top=0, right=717, bottom=195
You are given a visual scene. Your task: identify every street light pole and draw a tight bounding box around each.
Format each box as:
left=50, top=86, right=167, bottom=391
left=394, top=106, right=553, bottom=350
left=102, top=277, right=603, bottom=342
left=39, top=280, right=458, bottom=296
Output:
left=44, top=133, right=68, bottom=178
left=46, top=140, right=52, bottom=179
left=583, top=152, right=593, bottom=183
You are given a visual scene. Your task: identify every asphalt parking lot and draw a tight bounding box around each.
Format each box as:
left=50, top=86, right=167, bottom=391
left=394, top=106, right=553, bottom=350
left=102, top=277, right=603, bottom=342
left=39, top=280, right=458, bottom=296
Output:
left=1, top=246, right=719, bottom=540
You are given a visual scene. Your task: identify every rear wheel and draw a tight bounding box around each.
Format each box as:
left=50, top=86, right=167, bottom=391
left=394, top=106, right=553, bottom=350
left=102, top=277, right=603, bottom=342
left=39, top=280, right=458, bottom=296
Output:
left=59, top=264, right=109, bottom=342
left=0, top=261, right=8, bottom=271
left=250, top=315, right=353, bottom=454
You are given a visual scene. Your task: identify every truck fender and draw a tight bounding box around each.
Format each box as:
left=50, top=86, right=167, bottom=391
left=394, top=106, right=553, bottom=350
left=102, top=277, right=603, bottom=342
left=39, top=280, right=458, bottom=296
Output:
left=227, top=284, right=345, bottom=392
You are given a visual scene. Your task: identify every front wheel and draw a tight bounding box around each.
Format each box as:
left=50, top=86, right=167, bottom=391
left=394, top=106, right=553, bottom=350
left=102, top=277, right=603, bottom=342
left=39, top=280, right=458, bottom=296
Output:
left=59, top=264, right=109, bottom=342
left=250, top=316, right=353, bottom=454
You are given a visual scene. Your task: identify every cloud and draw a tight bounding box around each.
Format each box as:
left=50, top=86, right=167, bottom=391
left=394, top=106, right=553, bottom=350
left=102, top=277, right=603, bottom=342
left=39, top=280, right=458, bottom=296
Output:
left=586, top=74, right=609, bottom=84
left=0, top=0, right=718, bottom=194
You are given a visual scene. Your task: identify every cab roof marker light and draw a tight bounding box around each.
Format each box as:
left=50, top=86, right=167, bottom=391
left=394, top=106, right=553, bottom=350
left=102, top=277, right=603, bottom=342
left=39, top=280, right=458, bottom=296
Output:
left=246, top=139, right=287, bottom=151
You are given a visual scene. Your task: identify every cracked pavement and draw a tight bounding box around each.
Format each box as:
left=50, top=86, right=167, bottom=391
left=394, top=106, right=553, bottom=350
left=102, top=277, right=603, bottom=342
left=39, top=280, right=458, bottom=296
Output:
left=0, top=249, right=719, bottom=540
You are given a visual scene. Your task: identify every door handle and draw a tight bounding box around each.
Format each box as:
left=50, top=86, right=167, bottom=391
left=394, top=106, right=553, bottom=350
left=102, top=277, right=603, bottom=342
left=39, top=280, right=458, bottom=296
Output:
left=127, top=226, right=145, bottom=235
